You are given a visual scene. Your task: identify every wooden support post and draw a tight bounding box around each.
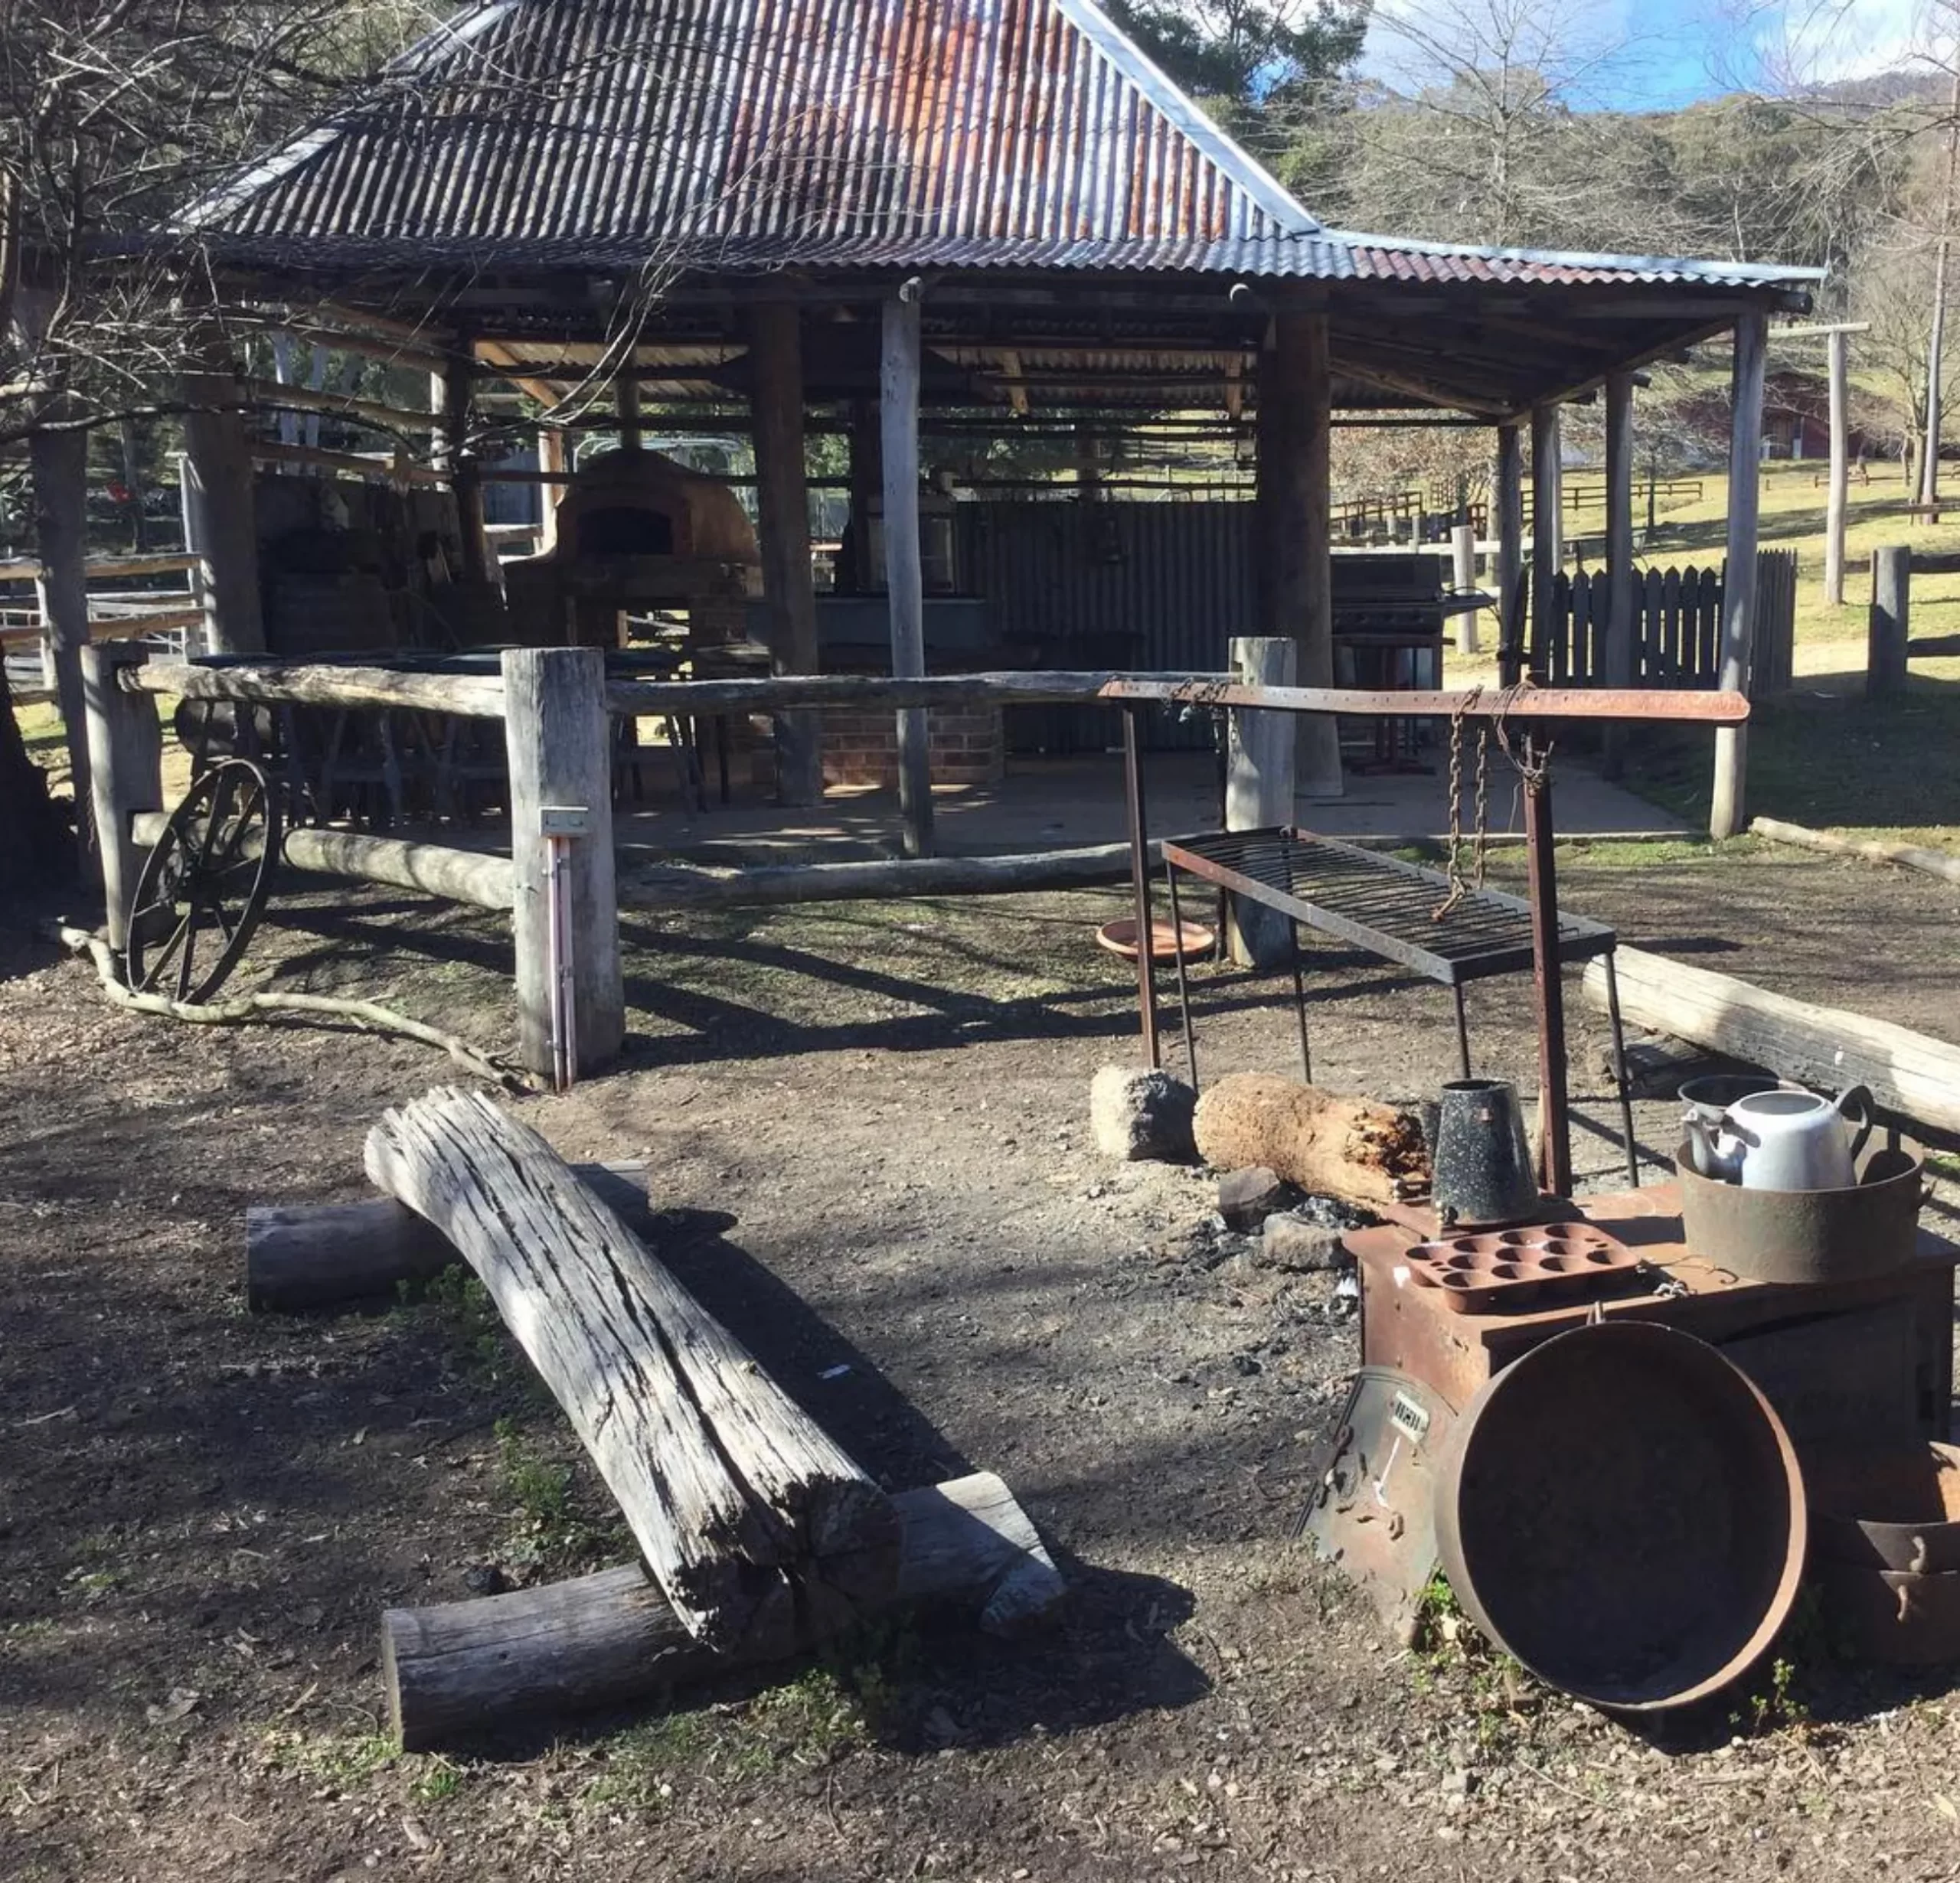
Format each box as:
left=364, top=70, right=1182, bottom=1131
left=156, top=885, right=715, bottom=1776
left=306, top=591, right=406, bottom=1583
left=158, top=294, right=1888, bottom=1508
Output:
left=1870, top=545, right=1910, bottom=697
left=28, top=419, right=93, bottom=824
left=1710, top=309, right=1767, bottom=840
left=617, top=375, right=643, bottom=453
left=1825, top=328, right=1850, bottom=608
left=502, top=648, right=625, bottom=1081
left=1227, top=637, right=1298, bottom=968
left=1495, top=422, right=1524, bottom=683
left=181, top=348, right=266, bottom=654
left=880, top=289, right=934, bottom=857
left=443, top=353, right=492, bottom=589
left=1451, top=524, right=1480, bottom=654
left=846, top=398, right=881, bottom=592
left=382, top=1471, right=1062, bottom=1752
left=81, top=643, right=163, bottom=947
left=1602, top=372, right=1636, bottom=779
left=749, top=304, right=822, bottom=809
left=366, top=1088, right=901, bottom=1653
left=1260, top=311, right=1342, bottom=799
left=537, top=426, right=567, bottom=555
left=1528, top=404, right=1563, bottom=680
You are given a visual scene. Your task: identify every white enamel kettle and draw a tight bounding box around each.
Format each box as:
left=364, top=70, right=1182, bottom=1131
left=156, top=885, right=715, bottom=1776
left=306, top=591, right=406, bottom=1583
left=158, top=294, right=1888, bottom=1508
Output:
left=1682, top=1085, right=1873, bottom=1191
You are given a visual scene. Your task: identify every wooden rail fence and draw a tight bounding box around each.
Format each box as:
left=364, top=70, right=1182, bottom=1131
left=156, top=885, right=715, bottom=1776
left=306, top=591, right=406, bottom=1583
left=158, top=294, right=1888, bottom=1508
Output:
left=89, top=649, right=1752, bottom=1086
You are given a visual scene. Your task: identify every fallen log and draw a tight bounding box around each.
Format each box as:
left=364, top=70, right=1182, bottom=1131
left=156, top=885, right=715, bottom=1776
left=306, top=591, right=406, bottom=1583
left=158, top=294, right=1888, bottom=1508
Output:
left=245, top=1162, right=646, bottom=1311
left=1580, top=946, right=1960, bottom=1137
left=619, top=840, right=1155, bottom=911
left=1751, top=816, right=1960, bottom=889
left=129, top=813, right=515, bottom=910
left=383, top=1470, right=1063, bottom=1751
left=1191, top=1074, right=1429, bottom=1210
left=364, top=1088, right=900, bottom=1651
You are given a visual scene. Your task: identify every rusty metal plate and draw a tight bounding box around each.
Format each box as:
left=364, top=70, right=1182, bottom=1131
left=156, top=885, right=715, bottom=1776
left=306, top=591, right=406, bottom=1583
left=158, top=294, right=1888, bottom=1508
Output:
left=1296, top=1366, right=1459, bottom=1646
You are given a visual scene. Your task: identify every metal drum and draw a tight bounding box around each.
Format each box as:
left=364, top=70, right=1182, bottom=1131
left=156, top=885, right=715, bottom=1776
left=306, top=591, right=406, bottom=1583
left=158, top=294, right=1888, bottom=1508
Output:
left=1432, top=1320, right=1806, bottom=1712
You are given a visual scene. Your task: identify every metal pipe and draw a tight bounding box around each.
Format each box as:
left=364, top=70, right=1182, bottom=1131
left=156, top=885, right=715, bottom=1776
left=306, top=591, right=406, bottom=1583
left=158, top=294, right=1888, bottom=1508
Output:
left=1603, top=951, right=1640, bottom=1188
left=1165, top=859, right=1200, bottom=1092
left=1290, top=923, right=1312, bottom=1084
left=1122, top=704, right=1159, bottom=1069
left=1522, top=753, right=1572, bottom=1196
left=1452, top=983, right=1472, bottom=1081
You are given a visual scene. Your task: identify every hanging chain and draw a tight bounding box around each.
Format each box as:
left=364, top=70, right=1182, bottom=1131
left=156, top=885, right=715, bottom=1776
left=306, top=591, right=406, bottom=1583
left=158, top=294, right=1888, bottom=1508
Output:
left=1432, top=687, right=1480, bottom=921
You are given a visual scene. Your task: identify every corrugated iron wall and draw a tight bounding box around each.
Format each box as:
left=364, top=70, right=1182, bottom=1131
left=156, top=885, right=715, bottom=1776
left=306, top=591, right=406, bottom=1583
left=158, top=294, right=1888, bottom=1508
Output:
left=956, top=499, right=1253, bottom=752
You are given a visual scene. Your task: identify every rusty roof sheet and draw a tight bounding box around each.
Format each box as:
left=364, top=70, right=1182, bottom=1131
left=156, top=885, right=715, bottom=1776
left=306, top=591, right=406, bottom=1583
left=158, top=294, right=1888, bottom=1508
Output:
left=177, top=0, right=1821, bottom=297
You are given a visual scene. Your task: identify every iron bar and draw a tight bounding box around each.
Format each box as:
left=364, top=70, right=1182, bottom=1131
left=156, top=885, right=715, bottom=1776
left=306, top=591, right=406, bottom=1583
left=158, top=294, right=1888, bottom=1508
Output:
left=1522, top=754, right=1573, bottom=1196
left=1289, top=924, right=1312, bottom=1083
left=1602, top=951, right=1642, bottom=1189
left=1452, top=984, right=1472, bottom=1080
left=1122, top=704, right=1160, bottom=1069
left=1165, top=859, right=1200, bottom=1092
left=1098, top=677, right=1751, bottom=725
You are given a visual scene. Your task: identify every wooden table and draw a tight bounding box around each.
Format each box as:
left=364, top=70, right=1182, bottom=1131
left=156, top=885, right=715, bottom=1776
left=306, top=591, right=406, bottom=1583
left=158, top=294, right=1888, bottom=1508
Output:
left=1349, top=1181, right=1958, bottom=1454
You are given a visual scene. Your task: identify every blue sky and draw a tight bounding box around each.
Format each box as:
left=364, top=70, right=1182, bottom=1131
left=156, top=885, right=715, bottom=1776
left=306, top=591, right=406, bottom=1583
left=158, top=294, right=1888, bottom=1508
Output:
left=1362, top=0, right=1930, bottom=113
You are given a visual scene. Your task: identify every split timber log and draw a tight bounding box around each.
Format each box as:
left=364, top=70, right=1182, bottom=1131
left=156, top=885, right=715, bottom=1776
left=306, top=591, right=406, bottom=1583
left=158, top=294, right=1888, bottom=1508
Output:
left=245, top=1162, right=646, bottom=1311
left=120, top=660, right=505, bottom=718
left=129, top=812, right=514, bottom=909
left=1751, top=816, right=1960, bottom=889
left=619, top=841, right=1154, bottom=912
left=1580, top=945, right=1960, bottom=1137
left=1191, top=1074, right=1430, bottom=1210
left=364, top=1088, right=901, bottom=1650
left=383, top=1471, right=1064, bottom=1752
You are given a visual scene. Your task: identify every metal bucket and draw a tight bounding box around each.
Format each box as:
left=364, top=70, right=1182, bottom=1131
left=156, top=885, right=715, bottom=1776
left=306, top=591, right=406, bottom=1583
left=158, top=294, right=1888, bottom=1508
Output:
left=1432, top=1321, right=1806, bottom=1712
left=1674, top=1137, right=1924, bottom=1284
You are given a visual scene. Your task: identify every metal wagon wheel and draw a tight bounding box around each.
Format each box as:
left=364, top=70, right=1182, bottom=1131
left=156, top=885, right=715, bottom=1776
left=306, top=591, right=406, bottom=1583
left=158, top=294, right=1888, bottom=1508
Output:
left=125, top=758, right=280, bottom=1004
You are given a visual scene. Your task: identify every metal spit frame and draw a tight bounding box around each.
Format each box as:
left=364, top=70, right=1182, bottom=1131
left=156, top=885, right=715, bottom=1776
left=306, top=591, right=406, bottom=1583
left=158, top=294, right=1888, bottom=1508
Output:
left=1112, top=681, right=1752, bottom=1198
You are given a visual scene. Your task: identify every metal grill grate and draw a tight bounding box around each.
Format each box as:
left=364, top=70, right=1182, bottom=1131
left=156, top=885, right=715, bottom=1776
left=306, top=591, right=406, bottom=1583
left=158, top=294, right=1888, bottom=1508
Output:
left=1159, top=826, right=1615, bottom=986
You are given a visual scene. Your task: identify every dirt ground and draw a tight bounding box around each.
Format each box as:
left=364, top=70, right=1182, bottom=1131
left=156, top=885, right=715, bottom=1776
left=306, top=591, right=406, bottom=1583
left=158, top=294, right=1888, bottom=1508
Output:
left=6, top=839, right=1960, bottom=1883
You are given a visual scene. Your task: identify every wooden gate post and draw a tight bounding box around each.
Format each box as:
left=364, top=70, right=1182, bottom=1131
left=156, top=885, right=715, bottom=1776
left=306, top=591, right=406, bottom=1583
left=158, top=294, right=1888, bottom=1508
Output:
left=880, top=286, right=934, bottom=858
left=1870, top=547, right=1910, bottom=697
left=1227, top=636, right=1297, bottom=968
left=81, top=642, right=164, bottom=947
left=1451, top=524, right=1481, bottom=655
left=502, top=648, right=625, bottom=1082
left=1710, top=309, right=1767, bottom=840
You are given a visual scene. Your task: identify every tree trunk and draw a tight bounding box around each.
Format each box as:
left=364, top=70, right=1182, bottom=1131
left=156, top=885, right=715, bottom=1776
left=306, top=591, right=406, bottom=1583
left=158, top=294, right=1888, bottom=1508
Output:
left=383, top=1471, right=1063, bottom=1751
left=364, top=1088, right=901, bottom=1651
left=1191, top=1074, right=1429, bottom=1209
left=0, top=656, right=72, bottom=889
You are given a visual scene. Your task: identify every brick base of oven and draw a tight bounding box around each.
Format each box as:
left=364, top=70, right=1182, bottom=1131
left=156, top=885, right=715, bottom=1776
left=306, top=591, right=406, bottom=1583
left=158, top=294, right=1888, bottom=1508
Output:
left=819, top=706, right=1005, bottom=789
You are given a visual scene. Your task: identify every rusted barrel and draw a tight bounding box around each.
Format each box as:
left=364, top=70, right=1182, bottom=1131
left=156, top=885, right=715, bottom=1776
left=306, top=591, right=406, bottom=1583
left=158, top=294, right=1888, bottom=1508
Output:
left=1432, top=1321, right=1806, bottom=1712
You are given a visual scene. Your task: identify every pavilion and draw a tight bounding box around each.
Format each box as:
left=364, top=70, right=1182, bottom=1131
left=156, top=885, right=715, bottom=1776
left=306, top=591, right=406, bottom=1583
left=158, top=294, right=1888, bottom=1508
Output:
left=150, top=0, right=1824, bottom=841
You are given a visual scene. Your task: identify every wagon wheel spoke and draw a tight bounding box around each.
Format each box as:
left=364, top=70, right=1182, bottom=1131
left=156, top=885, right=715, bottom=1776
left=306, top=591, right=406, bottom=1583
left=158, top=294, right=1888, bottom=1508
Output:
left=174, top=902, right=207, bottom=1003
left=145, top=907, right=194, bottom=989
left=191, top=767, right=239, bottom=873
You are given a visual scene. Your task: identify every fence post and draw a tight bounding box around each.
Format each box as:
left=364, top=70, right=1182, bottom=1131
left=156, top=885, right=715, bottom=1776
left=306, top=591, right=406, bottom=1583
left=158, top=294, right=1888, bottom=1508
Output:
left=1451, top=524, right=1480, bottom=655
left=81, top=642, right=165, bottom=949
left=1227, top=637, right=1297, bottom=968
left=1869, top=547, right=1910, bottom=698
left=502, top=648, right=625, bottom=1084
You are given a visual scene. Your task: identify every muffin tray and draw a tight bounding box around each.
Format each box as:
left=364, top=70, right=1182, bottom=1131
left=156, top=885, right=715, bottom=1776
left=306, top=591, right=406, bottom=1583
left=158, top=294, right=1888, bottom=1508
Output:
left=1397, top=1222, right=1642, bottom=1314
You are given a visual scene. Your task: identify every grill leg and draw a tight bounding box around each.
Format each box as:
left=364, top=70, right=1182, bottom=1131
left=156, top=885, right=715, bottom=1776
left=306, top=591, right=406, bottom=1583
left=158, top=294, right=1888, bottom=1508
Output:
left=1603, top=948, right=1641, bottom=1189
left=1289, top=921, right=1312, bottom=1085
left=1122, top=704, right=1160, bottom=1069
left=1166, top=860, right=1200, bottom=1095
left=1452, top=982, right=1472, bottom=1081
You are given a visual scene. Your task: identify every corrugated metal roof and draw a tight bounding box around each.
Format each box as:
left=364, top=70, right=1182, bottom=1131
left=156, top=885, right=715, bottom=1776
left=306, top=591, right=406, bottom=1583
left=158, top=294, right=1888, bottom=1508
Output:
left=178, top=0, right=1821, bottom=295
